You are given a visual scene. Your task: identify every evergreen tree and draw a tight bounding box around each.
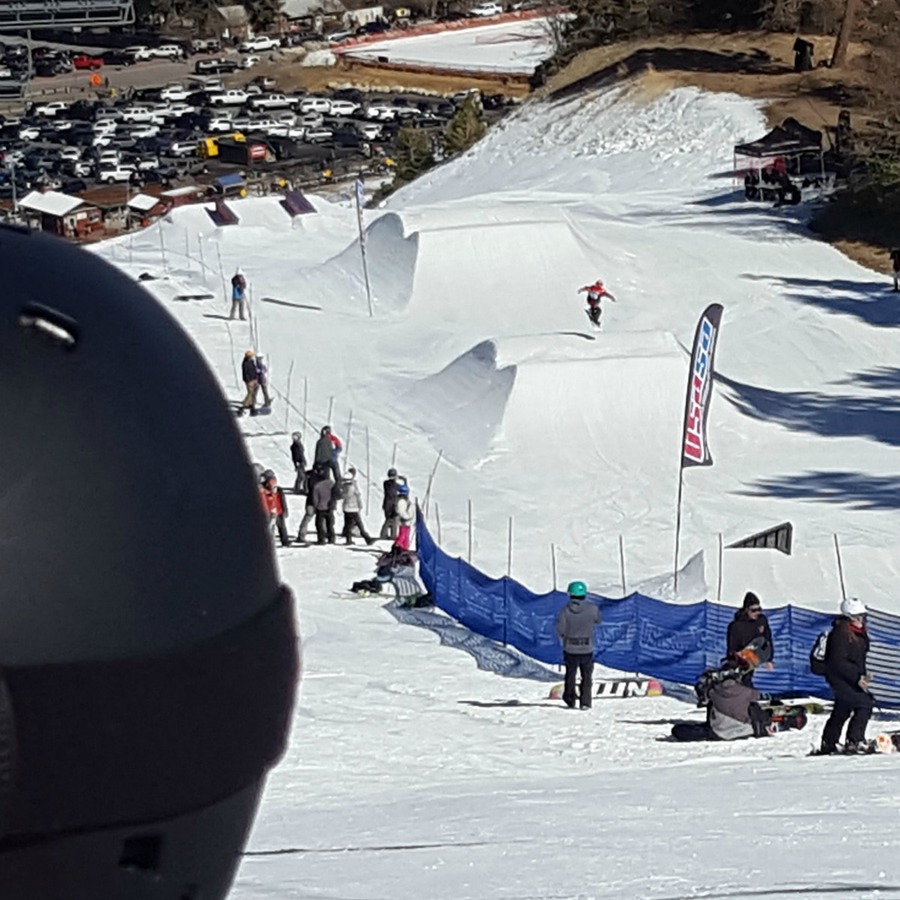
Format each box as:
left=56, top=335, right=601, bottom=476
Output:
left=395, top=126, right=436, bottom=184
left=442, top=95, right=487, bottom=156
left=245, top=0, right=284, bottom=30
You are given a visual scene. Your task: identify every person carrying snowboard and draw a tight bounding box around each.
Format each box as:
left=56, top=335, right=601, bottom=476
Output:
left=819, top=597, right=873, bottom=755
left=259, top=469, right=290, bottom=547
left=726, top=591, right=774, bottom=684
left=230, top=267, right=248, bottom=320
left=579, top=279, right=616, bottom=329
left=555, top=581, right=601, bottom=709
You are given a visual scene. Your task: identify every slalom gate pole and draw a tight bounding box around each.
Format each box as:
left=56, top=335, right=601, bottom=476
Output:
left=302, top=377, right=309, bottom=441
left=551, top=543, right=558, bottom=591
left=467, top=499, right=473, bottom=564
left=327, top=395, right=334, bottom=427
left=423, top=449, right=443, bottom=517
left=618, top=534, right=627, bottom=597
left=345, top=408, right=354, bottom=462
left=717, top=532, right=724, bottom=604
left=283, top=360, right=294, bottom=434
left=365, top=425, right=371, bottom=517
left=391, top=441, right=398, bottom=468
left=216, top=244, right=227, bottom=306
left=435, top=502, right=442, bottom=545
left=833, top=533, right=847, bottom=601
left=507, top=516, right=513, bottom=578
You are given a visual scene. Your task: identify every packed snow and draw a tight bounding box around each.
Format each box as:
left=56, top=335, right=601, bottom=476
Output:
left=340, top=17, right=556, bottom=73
left=93, top=77, right=900, bottom=900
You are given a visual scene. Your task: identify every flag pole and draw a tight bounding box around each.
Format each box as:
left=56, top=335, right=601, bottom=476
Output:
left=673, top=467, right=684, bottom=593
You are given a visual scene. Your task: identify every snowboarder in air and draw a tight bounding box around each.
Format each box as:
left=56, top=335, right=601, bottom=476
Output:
left=230, top=267, right=248, bottom=320
left=555, top=581, right=601, bottom=709
left=290, top=432, right=307, bottom=494
left=579, top=279, right=616, bottom=329
left=259, top=469, right=290, bottom=547
left=819, top=597, right=873, bottom=755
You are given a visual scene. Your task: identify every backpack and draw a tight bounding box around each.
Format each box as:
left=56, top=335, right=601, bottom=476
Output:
left=809, top=629, right=831, bottom=676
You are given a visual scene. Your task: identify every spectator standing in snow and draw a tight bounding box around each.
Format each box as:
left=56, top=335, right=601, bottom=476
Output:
left=314, top=425, right=342, bottom=482
left=239, top=350, right=259, bottom=417
left=726, top=592, right=774, bottom=683
left=259, top=469, right=290, bottom=547
left=820, top=597, right=873, bottom=755
left=340, top=466, right=374, bottom=545
left=230, top=267, right=248, bottom=320
left=311, top=468, right=337, bottom=545
left=555, top=581, right=601, bottom=709
left=579, top=279, right=616, bottom=328
left=395, top=481, right=414, bottom=550
left=380, top=467, right=400, bottom=540
left=256, top=354, right=273, bottom=407
left=890, top=248, right=900, bottom=292
left=290, top=432, right=307, bottom=494
left=295, top=464, right=324, bottom=544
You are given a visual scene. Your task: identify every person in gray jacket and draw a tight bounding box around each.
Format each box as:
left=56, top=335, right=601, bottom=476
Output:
left=707, top=678, right=770, bottom=740
left=311, top=468, right=337, bottom=545
left=555, top=580, right=601, bottom=709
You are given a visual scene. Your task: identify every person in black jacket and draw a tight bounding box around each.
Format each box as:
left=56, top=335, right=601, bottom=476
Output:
left=379, top=467, right=400, bottom=540
left=290, top=432, right=307, bottom=493
left=726, top=592, right=774, bottom=683
left=820, top=597, right=873, bottom=754
left=239, top=350, right=259, bottom=417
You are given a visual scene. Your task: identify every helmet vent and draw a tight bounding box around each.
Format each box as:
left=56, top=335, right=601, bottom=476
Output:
left=18, top=303, right=78, bottom=349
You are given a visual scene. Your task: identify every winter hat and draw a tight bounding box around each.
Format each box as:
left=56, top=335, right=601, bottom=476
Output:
left=292, top=432, right=301, bottom=441
left=387, top=467, right=397, bottom=477
left=742, top=591, right=761, bottom=611
left=245, top=349, right=254, bottom=357
left=841, top=597, right=867, bottom=618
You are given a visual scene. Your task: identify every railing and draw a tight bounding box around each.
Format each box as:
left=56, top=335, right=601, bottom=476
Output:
left=0, top=0, right=134, bottom=29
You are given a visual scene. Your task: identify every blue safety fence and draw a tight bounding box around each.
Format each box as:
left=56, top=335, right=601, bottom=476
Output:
left=416, top=514, right=900, bottom=708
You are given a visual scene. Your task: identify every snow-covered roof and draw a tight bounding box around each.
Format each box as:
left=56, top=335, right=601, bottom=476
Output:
left=18, top=190, right=85, bottom=217
left=161, top=185, right=203, bottom=198
left=281, top=0, right=346, bottom=18
left=127, top=193, right=161, bottom=213
left=216, top=4, right=249, bottom=26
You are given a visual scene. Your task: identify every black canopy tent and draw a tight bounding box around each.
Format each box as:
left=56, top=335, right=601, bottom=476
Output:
left=734, top=117, right=825, bottom=181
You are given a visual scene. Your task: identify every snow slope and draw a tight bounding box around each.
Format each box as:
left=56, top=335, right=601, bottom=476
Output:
left=93, top=76, right=900, bottom=899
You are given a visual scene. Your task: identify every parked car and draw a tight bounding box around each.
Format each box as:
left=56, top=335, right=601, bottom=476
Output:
left=328, top=99, right=359, bottom=117
left=73, top=54, right=104, bottom=70
left=102, top=50, right=135, bottom=67
left=249, top=74, right=277, bottom=91
left=33, top=101, right=69, bottom=117
left=98, top=163, right=134, bottom=183
left=240, top=55, right=261, bottom=69
left=160, top=83, right=191, bottom=102
left=209, top=89, right=248, bottom=107
left=207, top=115, right=234, bottom=132
left=248, top=93, right=291, bottom=111
left=299, top=96, right=331, bottom=114
left=355, top=121, right=382, bottom=140
left=124, top=45, right=155, bottom=62
left=118, top=106, right=157, bottom=123
left=191, top=38, right=221, bottom=53
left=304, top=126, right=333, bottom=144
left=60, top=177, right=88, bottom=193
left=194, top=58, right=238, bottom=75
left=468, top=1, right=503, bottom=15
left=239, top=35, right=280, bottom=52
left=152, top=44, right=186, bottom=60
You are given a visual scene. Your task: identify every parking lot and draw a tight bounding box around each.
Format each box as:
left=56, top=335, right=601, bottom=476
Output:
left=0, top=35, right=517, bottom=207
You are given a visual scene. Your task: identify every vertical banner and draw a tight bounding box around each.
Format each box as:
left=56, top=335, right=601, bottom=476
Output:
left=674, top=304, right=724, bottom=591
left=681, top=304, right=724, bottom=467
left=355, top=178, right=374, bottom=318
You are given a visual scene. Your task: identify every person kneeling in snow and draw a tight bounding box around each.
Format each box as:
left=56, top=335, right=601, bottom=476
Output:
left=350, top=544, right=433, bottom=607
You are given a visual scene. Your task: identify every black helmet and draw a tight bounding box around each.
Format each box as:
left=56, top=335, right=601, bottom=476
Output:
left=0, top=228, right=297, bottom=900
left=387, top=467, right=397, bottom=477
left=291, top=431, right=302, bottom=441
left=262, top=468, right=276, bottom=482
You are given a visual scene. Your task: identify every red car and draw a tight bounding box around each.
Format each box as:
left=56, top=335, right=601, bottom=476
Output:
left=73, top=54, right=104, bottom=70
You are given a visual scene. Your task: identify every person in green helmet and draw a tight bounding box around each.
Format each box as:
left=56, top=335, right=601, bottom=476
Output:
left=556, top=581, right=602, bottom=709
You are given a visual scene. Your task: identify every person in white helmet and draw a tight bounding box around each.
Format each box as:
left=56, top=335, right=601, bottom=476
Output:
left=819, top=596, right=873, bottom=754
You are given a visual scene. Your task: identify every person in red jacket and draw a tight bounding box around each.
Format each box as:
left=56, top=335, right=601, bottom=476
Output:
left=259, top=469, right=290, bottom=547
left=579, top=279, right=617, bottom=329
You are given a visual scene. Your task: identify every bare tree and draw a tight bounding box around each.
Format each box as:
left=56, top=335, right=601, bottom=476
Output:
left=831, top=0, right=861, bottom=68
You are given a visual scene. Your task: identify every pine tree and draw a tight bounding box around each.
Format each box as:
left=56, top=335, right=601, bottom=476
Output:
left=442, top=95, right=487, bottom=156
left=395, top=126, right=436, bottom=184
left=245, top=0, right=284, bottom=30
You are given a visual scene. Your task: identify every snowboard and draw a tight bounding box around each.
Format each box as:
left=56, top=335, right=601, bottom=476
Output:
left=549, top=678, right=664, bottom=701
left=763, top=701, right=826, bottom=717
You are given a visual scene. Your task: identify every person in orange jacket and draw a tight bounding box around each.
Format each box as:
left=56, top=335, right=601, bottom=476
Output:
left=259, top=469, right=290, bottom=546
left=579, top=279, right=617, bottom=329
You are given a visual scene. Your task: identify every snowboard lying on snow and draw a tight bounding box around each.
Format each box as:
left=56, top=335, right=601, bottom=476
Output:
left=548, top=678, right=664, bottom=701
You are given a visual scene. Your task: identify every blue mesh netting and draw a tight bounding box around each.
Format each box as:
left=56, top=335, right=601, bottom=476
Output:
left=417, top=515, right=900, bottom=707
